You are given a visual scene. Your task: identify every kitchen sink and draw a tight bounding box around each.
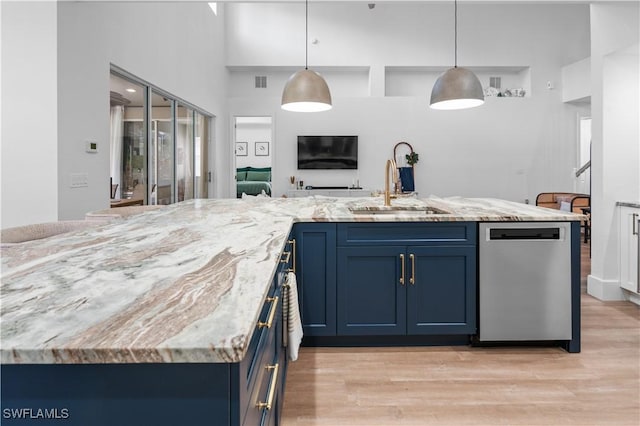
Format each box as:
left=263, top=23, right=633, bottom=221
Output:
left=348, top=206, right=451, bottom=215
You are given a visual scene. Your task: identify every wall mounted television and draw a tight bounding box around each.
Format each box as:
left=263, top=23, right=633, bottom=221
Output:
left=297, top=135, right=358, bottom=169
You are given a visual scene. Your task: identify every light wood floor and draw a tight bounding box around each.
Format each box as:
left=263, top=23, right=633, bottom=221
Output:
left=281, top=242, right=640, bottom=425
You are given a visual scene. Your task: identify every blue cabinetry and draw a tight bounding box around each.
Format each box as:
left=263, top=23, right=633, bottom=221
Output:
left=336, top=223, right=477, bottom=337
left=2, top=257, right=290, bottom=426
left=293, top=223, right=337, bottom=336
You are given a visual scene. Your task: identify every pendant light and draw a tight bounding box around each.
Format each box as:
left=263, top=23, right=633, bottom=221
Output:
left=430, top=0, right=484, bottom=110
left=281, top=0, right=332, bottom=112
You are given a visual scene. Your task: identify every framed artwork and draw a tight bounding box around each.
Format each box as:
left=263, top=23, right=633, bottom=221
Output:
left=255, top=141, right=270, bottom=156
left=236, top=141, right=248, bottom=156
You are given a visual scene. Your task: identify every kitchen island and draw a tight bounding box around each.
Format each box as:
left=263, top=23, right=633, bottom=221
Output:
left=1, top=197, right=582, bottom=425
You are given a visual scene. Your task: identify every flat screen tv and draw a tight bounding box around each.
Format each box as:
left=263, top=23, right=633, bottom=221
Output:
left=297, top=135, right=358, bottom=169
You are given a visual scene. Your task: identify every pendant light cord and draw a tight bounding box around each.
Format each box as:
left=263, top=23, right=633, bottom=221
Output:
left=305, top=0, right=309, bottom=70
left=454, top=0, right=458, bottom=68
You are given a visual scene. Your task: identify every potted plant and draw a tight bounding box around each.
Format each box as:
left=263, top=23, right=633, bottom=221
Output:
left=405, top=151, right=419, bottom=166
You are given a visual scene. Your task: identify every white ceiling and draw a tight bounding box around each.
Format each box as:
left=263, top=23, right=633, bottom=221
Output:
left=72, top=0, right=637, bottom=3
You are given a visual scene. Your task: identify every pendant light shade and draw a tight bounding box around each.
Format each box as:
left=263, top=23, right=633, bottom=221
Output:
left=430, top=67, right=484, bottom=110
left=281, top=0, right=332, bottom=112
left=282, top=69, right=332, bottom=112
left=429, top=0, right=484, bottom=110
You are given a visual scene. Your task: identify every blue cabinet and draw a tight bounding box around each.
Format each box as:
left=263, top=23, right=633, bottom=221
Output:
left=337, top=246, right=407, bottom=335
left=336, top=223, right=477, bottom=337
left=2, top=256, right=290, bottom=426
left=293, top=223, right=337, bottom=336
left=406, top=245, right=476, bottom=335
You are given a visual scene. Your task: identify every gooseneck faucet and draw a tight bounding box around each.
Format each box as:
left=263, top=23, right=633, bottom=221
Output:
left=384, top=158, right=398, bottom=207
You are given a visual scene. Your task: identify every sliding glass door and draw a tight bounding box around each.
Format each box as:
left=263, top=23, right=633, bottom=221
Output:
left=150, top=90, right=174, bottom=205
left=195, top=112, right=210, bottom=199
left=110, top=68, right=212, bottom=205
left=109, top=74, right=147, bottom=202
left=177, top=104, right=195, bottom=202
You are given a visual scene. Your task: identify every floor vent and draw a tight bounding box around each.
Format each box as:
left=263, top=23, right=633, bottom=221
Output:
left=255, top=76, right=267, bottom=88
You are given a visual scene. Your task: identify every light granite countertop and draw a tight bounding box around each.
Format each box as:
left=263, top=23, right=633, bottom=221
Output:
left=0, top=196, right=582, bottom=365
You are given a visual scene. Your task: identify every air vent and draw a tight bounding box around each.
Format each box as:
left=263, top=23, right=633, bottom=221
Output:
left=255, top=76, right=267, bottom=88
left=489, top=76, right=501, bottom=89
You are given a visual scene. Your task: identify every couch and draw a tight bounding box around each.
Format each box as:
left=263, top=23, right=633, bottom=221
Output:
left=236, top=167, right=272, bottom=198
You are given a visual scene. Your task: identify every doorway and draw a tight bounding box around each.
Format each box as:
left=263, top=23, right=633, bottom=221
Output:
left=576, top=116, right=591, bottom=195
left=234, top=116, right=273, bottom=198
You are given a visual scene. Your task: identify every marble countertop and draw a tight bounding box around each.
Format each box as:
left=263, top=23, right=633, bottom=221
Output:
left=0, top=197, right=582, bottom=365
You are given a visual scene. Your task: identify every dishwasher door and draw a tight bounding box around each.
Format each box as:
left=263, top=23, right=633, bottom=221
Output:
left=479, top=222, right=572, bottom=341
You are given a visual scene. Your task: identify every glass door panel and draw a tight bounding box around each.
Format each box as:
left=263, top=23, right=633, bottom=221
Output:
left=195, top=112, right=210, bottom=198
left=109, top=73, right=146, bottom=203
left=177, top=104, right=194, bottom=201
left=150, top=90, right=174, bottom=205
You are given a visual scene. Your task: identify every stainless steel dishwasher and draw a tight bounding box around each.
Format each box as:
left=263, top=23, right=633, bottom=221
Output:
left=479, top=222, right=572, bottom=341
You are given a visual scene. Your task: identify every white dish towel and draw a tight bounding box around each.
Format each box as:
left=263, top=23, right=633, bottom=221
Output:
left=284, top=271, right=303, bottom=361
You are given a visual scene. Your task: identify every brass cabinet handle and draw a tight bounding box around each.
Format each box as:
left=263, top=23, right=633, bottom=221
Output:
left=633, top=213, right=638, bottom=235
left=399, top=254, right=405, bottom=285
left=256, top=363, right=279, bottom=410
left=280, top=251, right=291, bottom=264
left=287, top=239, right=296, bottom=273
left=409, top=254, right=415, bottom=285
left=637, top=217, right=640, bottom=294
left=257, top=296, right=279, bottom=329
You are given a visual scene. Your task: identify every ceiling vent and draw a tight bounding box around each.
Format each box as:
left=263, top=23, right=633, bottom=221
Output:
left=255, top=76, right=267, bottom=89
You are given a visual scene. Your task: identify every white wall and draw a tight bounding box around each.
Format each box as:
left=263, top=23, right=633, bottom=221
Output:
left=588, top=2, right=640, bottom=300
left=562, top=58, right=591, bottom=103
left=235, top=123, right=272, bottom=169
left=1, top=2, right=59, bottom=228
left=226, top=3, right=591, bottom=201
left=55, top=1, right=229, bottom=220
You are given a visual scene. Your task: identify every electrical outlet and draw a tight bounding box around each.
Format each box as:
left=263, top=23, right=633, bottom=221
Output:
left=70, top=173, right=88, bottom=188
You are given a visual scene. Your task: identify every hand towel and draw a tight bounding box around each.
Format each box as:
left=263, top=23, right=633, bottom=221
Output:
left=284, top=271, right=303, bottom=361
left=399, top=167, right=415, bottom=192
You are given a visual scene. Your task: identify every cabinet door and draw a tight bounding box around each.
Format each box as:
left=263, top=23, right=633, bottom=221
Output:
left=406, top=246, right=476, bottom=335
left=294, top=223, right=337, bottom=336
left=337, top=246, right=407, bottom=335
left=620, top=207, right=639, bottom=294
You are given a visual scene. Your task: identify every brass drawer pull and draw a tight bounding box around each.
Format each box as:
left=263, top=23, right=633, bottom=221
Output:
left=399, top=254, right=405, bottom=285
left=257, top=296, right=279, bottom=329
left=257, top=363, right=279, bottom=410
left=287, top=239, right=296, bottom=273
left=409, top=253, right=415, bottom=285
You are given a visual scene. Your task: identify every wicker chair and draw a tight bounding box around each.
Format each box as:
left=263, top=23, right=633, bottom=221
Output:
left=1, top=220, right=98, bottom=244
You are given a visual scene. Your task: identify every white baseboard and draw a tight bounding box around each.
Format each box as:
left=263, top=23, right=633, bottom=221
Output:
left=622, top=289, right=640, bottom=306
left=587, top=275, right=626, bottom=301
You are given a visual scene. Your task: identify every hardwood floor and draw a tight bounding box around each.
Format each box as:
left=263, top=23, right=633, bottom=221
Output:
left=281, top=242, right=640, bottom=425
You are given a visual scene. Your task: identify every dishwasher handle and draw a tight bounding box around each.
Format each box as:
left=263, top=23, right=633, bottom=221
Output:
left=489, top=227, right=561, bottom=240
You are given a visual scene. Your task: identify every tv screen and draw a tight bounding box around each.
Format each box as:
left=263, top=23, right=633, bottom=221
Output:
left=298, top=136, right=358, bottom=169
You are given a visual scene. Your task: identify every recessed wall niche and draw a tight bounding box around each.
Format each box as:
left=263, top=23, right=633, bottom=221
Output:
left=385, top=66, right=531, bottom=98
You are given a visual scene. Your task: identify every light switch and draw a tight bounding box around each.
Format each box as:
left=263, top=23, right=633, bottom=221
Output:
left=70, top=173, right=88, bottom=188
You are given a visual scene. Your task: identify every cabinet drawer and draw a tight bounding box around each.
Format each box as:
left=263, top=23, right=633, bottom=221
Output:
left=242, top=283, right=277, bottom=387
left=337, top=222, right=476, bottom=246
left=243, top=289, right=282, bottom=426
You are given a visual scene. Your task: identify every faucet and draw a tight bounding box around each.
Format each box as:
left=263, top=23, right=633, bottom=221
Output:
left=384, top=158, right=398, bottom=207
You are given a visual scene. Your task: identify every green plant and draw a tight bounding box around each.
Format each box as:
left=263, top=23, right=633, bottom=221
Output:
left=405, top=152, right=419, bottom=166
